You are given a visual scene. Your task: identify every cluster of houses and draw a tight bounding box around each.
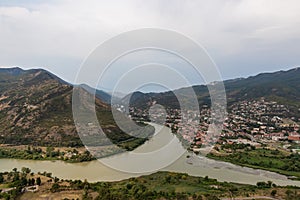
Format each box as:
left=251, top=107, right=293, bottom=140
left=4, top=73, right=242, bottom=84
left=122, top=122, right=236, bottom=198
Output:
left=224, top=99, right=300, bottom=143
left=124, top=98, right=300, bottom=152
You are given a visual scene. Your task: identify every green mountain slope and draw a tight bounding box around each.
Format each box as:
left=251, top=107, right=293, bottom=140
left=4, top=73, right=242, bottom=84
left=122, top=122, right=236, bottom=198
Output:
left=124, top=67, right=300, bottom=119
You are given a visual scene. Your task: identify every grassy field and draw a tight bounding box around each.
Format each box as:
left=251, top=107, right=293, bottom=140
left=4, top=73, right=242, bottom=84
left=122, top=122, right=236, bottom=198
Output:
left=208, top=146, right=300, bottom=179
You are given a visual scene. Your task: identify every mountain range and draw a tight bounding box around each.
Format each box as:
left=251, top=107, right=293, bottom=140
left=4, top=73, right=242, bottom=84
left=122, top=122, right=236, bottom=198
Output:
left=0, top=66, right=299, bottom=147
left=124, top=67, right=300, bottom=119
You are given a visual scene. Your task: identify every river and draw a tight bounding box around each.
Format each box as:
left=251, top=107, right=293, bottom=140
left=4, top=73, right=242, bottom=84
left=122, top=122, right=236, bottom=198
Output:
left=1, top=123, right=300, bottom=186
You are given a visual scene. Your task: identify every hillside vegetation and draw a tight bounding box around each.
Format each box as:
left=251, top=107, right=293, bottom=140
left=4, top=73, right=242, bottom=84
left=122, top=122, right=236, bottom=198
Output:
left=0, top=67, right=154, bottom=151
left=125, top=67, right=300, bottom=119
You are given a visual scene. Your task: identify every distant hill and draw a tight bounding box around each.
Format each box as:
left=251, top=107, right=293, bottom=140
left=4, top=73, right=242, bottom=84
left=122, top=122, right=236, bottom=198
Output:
left=0, top=67, right=152, bottom=148
left=123, top=67, right=300, bottom=118
left=224, top=67, right=300, bottom=106
left=79, top=83, right=112, bottom=104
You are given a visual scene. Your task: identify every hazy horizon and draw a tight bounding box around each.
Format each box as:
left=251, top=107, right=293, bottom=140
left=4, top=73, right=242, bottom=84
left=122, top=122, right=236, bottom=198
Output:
left=0, top=65, right=298, bottom=95
left=1, top=0, right=300, bottom=93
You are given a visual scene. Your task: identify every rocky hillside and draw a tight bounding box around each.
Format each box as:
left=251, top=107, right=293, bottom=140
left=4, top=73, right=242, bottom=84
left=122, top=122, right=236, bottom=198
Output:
left=0, top=67, right=152, bottom=148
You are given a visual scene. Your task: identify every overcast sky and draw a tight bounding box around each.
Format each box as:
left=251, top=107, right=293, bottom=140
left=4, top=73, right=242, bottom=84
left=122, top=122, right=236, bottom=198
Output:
left=1, top=0, right=300, bottom=92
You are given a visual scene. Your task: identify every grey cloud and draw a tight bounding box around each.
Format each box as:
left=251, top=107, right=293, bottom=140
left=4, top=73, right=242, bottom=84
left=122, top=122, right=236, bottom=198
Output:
left=0, top=0, right=300, bottom=91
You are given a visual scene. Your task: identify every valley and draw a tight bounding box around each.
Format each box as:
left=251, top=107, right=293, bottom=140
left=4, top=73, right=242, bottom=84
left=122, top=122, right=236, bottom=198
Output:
left=1, top=67, right=300, bottom=199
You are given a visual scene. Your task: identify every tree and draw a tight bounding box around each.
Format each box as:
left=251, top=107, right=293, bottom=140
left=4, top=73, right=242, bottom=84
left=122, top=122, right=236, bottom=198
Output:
left=267, top=181, right=273, bottom=188
left=256, top=181, right=271, bottom=188
left=286, top=190, right=293, bottom=199
left=204, top=176, right=209, bottom=181
left=36, top=177, right=41, bottom=186
left=0, top=174, right=4, bottom=183
left=13, top=173, right=19, bottom=182
left=51, top=183, right=60, bottom=193
left=28, top=178, right=35, bottom=186
left=72, top=149, right=79, bottom=154
left=46, top=147, right=54, bottom=157
left=271, top=189, right=277, bottom=197
left=21, top=167, right=26, bottom=174
left=227, top=186, right=238, bottom=199
left=21, top=167, right=30, bottom=175
left=54, top=177, right=59, bottom=183
left=165, top=175, right=171, bottom=184
left=20, top=177, right=28, bottom=186
left=82, top=189, right=89, bottom=200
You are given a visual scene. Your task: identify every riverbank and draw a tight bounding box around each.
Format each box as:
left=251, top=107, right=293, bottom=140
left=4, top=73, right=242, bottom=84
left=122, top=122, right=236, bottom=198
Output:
left=1, top=168, right=300, bottom=200
left=0, top=122, right=155, bottom=163
left=0, top=145, right=96, bottom=163
left=1, top=123, right=300, bottom=187
left=207, top=145, right=300, bottom=180
left=2, top=150, right=300, bottom=187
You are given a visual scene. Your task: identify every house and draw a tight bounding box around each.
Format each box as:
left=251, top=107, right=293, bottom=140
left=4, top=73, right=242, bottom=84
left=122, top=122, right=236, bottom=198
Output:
left=288, top=135, right=300, bottom=143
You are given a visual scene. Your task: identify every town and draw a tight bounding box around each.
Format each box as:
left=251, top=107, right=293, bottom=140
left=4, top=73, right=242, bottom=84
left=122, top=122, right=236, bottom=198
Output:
left=123, top=98, right=300, bottom=154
